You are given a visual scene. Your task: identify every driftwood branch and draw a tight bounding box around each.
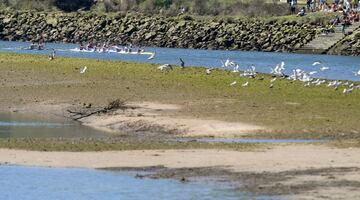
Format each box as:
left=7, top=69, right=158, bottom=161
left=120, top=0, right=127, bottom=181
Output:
left=67, top=99, right=128, bottom=120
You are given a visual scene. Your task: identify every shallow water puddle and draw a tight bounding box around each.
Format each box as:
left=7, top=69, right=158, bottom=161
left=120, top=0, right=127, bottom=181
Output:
left=0, top=112, right=107, bottom=138
left=0, top=165, right=281, bottom=200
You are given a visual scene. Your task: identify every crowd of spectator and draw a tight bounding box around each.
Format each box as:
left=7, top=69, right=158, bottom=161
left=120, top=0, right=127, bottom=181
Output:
left=288, top=0, right=359, bottom=16
left=288, top=0, right=359, bottom=35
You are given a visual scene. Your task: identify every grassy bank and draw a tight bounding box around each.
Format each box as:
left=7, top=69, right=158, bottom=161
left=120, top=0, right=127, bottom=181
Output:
left=0, top=53, right=359, bottom=139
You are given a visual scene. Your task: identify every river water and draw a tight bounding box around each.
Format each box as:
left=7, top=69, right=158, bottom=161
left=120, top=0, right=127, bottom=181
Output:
left=0, top=41, right=359, bottom=81
left=0, top=165, right=280, bottom=200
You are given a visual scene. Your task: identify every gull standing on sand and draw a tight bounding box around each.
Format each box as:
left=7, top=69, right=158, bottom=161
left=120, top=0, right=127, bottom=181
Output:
left=230, top=81, right=237, bottom=86
left=48, top=49, right=56, bottom=60
left=221, top=59, right=236, bottom=68
left=242, top=81, right=249, bottom=87
left=270, top=77, right=277, bottom=83
left=80, top=66, right=87, bottom=74
left=158, top=64, right=172, bottom=72
left=179, top=58, right=185, bottom=69
left=343, top=88, right=354, bottom=95
left=270, top=61, right=285, bottom=77
left=148, top=52, right=156, bottom=60
left=232, top=64, right=240, bottom=73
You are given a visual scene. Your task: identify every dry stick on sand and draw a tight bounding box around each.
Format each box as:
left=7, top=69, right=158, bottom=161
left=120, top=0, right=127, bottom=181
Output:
left=67, top=99, right=128, bottom=120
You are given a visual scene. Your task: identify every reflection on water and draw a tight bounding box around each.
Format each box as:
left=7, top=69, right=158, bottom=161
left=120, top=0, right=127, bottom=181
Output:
left=0, top=165, right=273, bottom=200
left=0, top=40, right=359, bottom=81
left=0, top=113, right=107, bottom=138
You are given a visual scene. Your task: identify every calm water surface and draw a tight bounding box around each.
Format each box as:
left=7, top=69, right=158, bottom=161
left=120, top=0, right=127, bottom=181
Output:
left=0, top=165, right=281, bottom=200
left=0, top=41, right=359, bottom=81
left=0, top=112, right=107, bottom=138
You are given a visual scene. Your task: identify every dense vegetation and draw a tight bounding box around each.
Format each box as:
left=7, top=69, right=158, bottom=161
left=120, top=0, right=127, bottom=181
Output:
left=0, top=0, right=289, bottom=16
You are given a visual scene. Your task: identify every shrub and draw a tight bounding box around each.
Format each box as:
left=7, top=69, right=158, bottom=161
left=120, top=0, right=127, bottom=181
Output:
left=54, top=0, right=94, bottom=12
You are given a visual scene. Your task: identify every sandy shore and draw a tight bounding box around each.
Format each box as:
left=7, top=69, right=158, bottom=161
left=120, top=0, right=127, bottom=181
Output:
left=2, top=145, right=360, bottom=199
left=1, top=145, right=359, bottom=172
left=80, top=101, right=266, bottom=137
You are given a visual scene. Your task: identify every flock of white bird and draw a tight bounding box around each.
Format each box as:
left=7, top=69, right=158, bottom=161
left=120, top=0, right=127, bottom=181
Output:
left=52, top=49, right=357, bottom=95
left=155, top=55, right=360, bottom=95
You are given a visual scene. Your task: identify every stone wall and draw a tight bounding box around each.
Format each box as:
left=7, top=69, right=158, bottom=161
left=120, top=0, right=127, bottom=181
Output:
left=0, top=11, right=329, bottom=52
left=328, top=30, right=360, bottom=56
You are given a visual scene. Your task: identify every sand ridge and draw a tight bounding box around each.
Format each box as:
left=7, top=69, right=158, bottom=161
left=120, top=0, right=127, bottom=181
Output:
left=80, top=101, right=266, bottom=137
left=1, top=145, right=359, bottom=172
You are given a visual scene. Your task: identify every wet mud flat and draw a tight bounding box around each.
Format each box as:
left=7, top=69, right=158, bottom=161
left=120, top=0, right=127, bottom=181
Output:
left=101, top=166, right=360, bottom=199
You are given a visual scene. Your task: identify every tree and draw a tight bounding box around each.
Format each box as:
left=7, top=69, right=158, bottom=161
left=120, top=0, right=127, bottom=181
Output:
left=193, top=0, right=207, bottom=15
left=54, top=0, right=94, bottom=12
left=155, top=0, right=172, bottom=8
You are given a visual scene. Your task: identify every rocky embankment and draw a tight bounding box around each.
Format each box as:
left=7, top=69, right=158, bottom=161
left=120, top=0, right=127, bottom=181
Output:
left=0, top=10, right=330, bottom=52
left=328, top=29, right=360, bottom=56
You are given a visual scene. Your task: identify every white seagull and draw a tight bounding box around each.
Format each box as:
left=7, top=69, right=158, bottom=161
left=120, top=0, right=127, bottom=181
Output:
left=270, top=77, right=277, bottom=83
left=230, top=81, right=237, bottom=86
left=352, top=69, right=360, bottom=76
left=221, top=59, right=236, bottom=68
left=158, top=64, right=172, bottom=72
left=343, top=88, right=354, bottom=95
left=48, top=49, right=56, bottom=60
left=232, top=64, right=240, bottom=73
left=80, top=66, right=87, bottom=74
left=270, top=61, right=285, bottom=77
left=320, top=66, right=329, bottom=71
left=312, top=61, right=322, bottom=66
left=242, top=82, right=249, bottom=87
left=148, top=52, right=156, bottom=60
left=206, top=68, right=213, bottom=75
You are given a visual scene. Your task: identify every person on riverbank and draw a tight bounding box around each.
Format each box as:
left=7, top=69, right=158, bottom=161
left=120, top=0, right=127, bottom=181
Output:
left=332, top=15, right=341, bottom=25
left=289, top=0, right=297, bottom=14
left=352, top=0, right=359, bottom=9
left=341, top=17, right=348, bottom=34
left=29, top=42, right=37, bottom=50
left=319, top=0, right=326, bottom=10
left=298, top=7, right=306, bottom=16
left=307, top=0, right=312, bottom=11
left=79, top=42, right=85, bottom=50
left=349, top=9, right=359, bottom=22
left=38, top=42, right=45, bottom=50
